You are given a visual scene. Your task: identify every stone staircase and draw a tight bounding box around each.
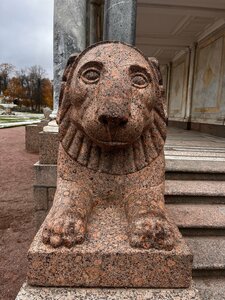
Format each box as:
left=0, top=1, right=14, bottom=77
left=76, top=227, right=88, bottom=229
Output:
left=164, top=146, right=225, bottom=300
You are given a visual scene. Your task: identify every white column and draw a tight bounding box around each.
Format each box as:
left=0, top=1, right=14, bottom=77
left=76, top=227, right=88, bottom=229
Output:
left=185, top=43, right=197, bottom=122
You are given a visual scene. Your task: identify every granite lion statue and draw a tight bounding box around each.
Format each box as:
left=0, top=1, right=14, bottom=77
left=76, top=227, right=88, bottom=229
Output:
left=42, top=41, right=175, bottom=250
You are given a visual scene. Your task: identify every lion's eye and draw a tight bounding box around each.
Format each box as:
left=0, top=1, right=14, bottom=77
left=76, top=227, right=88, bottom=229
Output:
left=81, top=69, right=100, bottom=84
left=131, top=73, right=149, bottom=88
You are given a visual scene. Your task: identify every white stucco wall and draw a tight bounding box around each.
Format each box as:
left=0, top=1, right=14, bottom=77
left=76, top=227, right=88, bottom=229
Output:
left=191, top=28, right=225, bottom=124
left=168, top=53, right=189, bottom=121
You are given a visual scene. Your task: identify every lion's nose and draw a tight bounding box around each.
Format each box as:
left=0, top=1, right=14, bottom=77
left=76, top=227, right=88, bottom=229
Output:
left=98, top=114, right=128, bottom=127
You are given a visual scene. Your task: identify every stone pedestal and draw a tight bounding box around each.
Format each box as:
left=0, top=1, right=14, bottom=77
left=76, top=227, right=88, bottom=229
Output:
left=33, top=120, right=59, bottom=229
left=27, top=205, right=192, bottom=288
left=39, top=131, right=59, bottom=165
left=25, top=121, right=48, bottom=153
left=17, top=282, right=201, bottom=300
left=33, top=160, right=56, bottom=230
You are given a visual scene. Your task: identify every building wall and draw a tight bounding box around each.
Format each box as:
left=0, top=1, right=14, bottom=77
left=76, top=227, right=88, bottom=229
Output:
left=167, top=25, right=225, bottom=133
left=168, top=53, right=189, bottom=121
left=191, top=28, right=225, bottom=125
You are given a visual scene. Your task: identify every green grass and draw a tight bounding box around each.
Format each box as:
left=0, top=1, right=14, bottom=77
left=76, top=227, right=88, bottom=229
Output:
left=0, top=118, right=25, bottom=123
left=0, top=113, right=44, bottom=128
left=0, top=114, right=41, bottom=124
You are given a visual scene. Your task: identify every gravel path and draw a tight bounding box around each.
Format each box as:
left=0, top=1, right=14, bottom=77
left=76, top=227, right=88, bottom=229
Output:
left=0, top=127, right=38, bottom=300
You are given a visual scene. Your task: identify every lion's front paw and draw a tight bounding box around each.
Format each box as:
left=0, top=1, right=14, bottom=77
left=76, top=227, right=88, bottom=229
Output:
left=129, top=214, right=175, bottom=250
left=42, top=213, right=86, bottom=248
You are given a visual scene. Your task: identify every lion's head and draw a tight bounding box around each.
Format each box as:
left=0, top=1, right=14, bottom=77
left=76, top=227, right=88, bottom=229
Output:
left=57, top=42, right=167, bottom=175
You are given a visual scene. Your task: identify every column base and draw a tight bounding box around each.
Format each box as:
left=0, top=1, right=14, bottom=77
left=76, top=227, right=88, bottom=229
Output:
left=43, top=119, right=59, bottom=133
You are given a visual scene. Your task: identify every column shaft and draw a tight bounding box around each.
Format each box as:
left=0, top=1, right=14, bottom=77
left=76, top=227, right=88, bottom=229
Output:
left=53, top=0, right=87, bottom=117
left=103, top=0, right=137, bottom=45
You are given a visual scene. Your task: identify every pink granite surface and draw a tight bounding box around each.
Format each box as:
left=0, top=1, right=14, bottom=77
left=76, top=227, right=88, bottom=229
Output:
left=28, top=42, right=193, bottom=290
left=27, top=204, right=192, bottom=288
left=17, top=282, right=201, bottom=300
left=42, top=42, right=177, bottom=251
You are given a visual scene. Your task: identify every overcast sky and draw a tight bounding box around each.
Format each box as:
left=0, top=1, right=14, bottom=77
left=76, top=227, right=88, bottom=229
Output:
left=0, top=0, right=53, bottom=78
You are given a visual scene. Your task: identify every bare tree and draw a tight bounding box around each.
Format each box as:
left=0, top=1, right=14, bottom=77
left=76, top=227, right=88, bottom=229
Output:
left=27, top=65, right=46, bottom=112
left=0, top=63, right=15, bottom=95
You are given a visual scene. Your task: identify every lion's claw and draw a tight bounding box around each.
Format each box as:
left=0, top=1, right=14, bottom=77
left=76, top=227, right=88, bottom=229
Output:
left=129, top=214, right=175, bottom=250
left=42, top=214, right=86, bottom=248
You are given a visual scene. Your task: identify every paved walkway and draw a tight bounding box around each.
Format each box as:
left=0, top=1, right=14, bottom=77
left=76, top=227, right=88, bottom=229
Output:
left=0, top=127, right=38, bottom=300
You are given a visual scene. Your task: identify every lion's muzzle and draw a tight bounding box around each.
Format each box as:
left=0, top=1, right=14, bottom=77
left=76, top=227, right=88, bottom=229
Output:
left=98, top=101, right=129, bottom=132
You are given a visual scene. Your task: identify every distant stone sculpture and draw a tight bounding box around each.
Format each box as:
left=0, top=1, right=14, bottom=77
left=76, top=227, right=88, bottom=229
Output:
left=42, top=107, right=52, bottom=120
left=42, top=41, right=175, bottom=250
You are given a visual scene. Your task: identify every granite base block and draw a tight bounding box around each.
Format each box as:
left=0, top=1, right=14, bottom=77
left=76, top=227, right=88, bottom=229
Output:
left=25, top=124, right=42, bottom=153
left=16, top=282, right=201, bottom=300
left=27, top=205, right=192, bottom=288
left=34, top=162, right=57, bottom=187
left=34, top=186, right=48, bottom=211
left=35, top=210, right=48, bottom=231
left=39, top=131, right=59, bottom=164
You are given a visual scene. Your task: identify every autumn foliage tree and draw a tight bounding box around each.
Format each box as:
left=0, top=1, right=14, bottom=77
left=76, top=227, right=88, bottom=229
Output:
left=4, top=77, right=25, bottom=101
left=3, top=64, right=53, bottom=112
left=41, top=78, right=53, bottom=108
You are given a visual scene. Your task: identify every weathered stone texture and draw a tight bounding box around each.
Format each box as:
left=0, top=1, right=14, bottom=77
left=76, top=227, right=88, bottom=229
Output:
left=25, top=124, right=42, bottom=153
left=48, top=187, right=56, bottom=204
left=34, top=186, right=56, bottom=230
left=39, top=131, right=59, bottom=164
left=53, top=0, right=86, bottom=116
left=17, top=282, right=201, bottom=300
left=34, top=162, right=57, bottom=187
left=103, top=0, right=137, bottom=44
left=35, top=211, right=48, bottom=231
left=28, top=42, right=193, bottom=289
left=34, top=186, right=48, bottom=211
left=42, top=42, right=176, bottom=252
left=28, top=205, right=192, bottom=288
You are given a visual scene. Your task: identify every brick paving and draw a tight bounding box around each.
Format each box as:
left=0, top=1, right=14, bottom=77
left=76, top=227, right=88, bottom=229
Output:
left=0, top=126, right=38, bottom=300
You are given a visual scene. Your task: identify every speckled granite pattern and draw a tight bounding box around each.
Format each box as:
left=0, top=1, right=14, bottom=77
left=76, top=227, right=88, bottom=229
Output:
left=29, top=42, right=193, bottom=290
left=167, top=204, right=225, bottom=229
left=25, top=123, right=46, bottom=153
left=17, top=283, right=201, bottom=300
left=186, top=237, right=225, bottom=270
left=42, top=42, right=179, bottom=252
left=27, top=205, right=192, bottom=288
left=194, top=277, right=225, bottom=300
left=39, top=131, right=59, bottom=164
left=165, top=180, right=225, bottom=197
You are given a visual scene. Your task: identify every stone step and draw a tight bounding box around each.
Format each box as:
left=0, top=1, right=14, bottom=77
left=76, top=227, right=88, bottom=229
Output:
left=165, top=159, right=225, bottom=180
left=17, top=282, right=202, bottom=300
left=167, top=204, right=225, bottom=235
left=194, top=277, right=225, bottom=300
left=185, top=237, right=225, bottom=275
left=165, top=180, right=225, bottom=204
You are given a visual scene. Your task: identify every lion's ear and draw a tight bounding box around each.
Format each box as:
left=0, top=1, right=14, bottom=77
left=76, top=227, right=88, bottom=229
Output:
left=148, top=57, right=163, bottom=85
left=148, top=57, right=159, bottom=68
left=148, top=57, right=167, bottom=122
left=57, top=53, right=79, bottom=125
